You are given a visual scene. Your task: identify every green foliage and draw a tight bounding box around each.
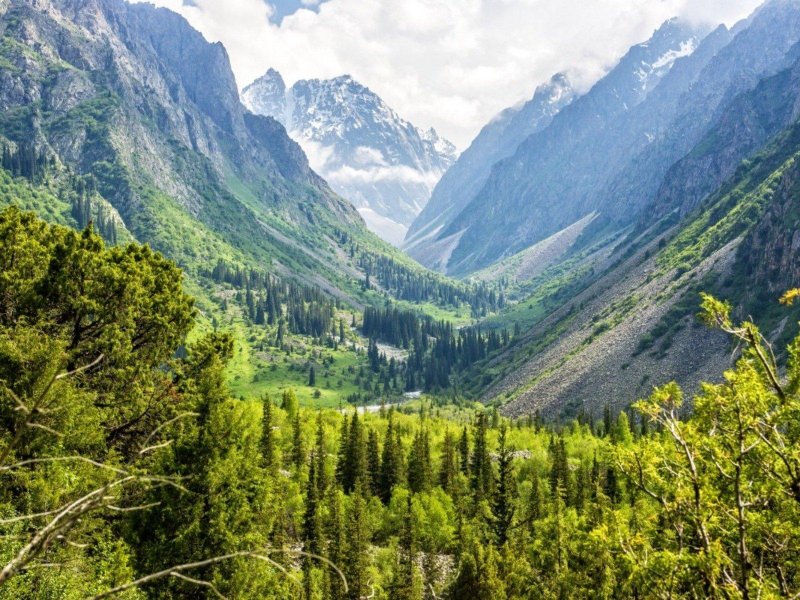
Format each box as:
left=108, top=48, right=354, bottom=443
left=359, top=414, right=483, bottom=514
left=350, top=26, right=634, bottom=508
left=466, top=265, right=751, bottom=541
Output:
left=3, top=210, right=800, bottom=598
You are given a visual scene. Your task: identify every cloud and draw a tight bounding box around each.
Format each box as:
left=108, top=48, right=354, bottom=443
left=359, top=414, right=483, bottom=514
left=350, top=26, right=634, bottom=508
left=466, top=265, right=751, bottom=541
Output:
left=325, top=163, right=443, bottom=188
left=130, top=0, right=764, bottom=148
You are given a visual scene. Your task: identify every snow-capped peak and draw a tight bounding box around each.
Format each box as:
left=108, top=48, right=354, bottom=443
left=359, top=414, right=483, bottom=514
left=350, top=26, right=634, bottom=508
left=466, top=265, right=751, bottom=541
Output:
left=241, top=69, right=457, bottom=246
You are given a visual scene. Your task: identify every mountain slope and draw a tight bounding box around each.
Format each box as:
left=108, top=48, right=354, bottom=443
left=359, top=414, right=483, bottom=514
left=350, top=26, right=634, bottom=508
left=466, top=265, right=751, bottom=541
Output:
left=410, top=18, right=713, bottom=274
left=0, top=0, right=370, bottom=286
left=0, top=0, right=476, bottom=318
left=482, top=76, right=800, bottom=418
left=242, top=70, right=456, bottom=245
left=403, top=73, right=575, bottom=268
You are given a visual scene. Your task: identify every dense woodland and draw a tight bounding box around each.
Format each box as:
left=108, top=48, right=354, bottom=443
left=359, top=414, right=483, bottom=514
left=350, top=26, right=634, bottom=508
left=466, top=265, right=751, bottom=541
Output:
left=208, top=259, right=513, bottom=396
left=1, top=208, right=800, bottom=599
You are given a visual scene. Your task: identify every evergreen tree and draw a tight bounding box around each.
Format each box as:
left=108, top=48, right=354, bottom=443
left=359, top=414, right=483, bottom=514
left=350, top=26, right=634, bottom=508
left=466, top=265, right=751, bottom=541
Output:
left=343, top=411, right=367, bottom=493
left=458, top=426, right=470, bottom=476
left=392, top=495, right=421, bottom=600
left=303, top=451, right=323, bottom=599
left=439, top=429, right=458, bottom=495
left=261, top=394, right=275, bottom=468
left=292, top=412, right=305, bottom=469
left=367, top=428, right=381, bottom=497
left=379, top=412, right=401, bottom=503
left=344, top=482, right=369, bottom=600
left=491, top=425, right=515, bottom=546
left=407, top=429, right=433, bottom=493
left=470, top=413, right=492, bottom=501
left=326, top=490, right=347, bottom=600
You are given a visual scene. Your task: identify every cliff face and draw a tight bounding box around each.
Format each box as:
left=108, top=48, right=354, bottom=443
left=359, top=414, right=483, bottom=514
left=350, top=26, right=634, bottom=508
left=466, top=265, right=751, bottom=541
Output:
left=737, top=157, right=800, bottom=300
left=648, top=46, right=800, bottom=222
left=0, top=0, right=367, bottom=281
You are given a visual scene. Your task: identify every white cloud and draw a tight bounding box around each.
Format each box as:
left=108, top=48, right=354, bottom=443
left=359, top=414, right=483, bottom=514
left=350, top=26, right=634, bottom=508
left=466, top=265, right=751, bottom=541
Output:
left=326, top=163, right=442, bottom=187
left=130, top=0, right=764, bottom=148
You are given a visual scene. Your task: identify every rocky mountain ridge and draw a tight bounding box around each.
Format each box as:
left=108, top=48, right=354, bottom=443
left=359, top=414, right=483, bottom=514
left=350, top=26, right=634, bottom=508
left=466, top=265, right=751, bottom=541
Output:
left=242, top=69, right=456, bottom=245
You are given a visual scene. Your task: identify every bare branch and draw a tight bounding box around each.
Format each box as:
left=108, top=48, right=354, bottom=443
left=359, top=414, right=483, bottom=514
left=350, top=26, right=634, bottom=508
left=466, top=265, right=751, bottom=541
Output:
left=55, top=354, right=105, bottom=381
left=170, top=572, right=226, bottom=599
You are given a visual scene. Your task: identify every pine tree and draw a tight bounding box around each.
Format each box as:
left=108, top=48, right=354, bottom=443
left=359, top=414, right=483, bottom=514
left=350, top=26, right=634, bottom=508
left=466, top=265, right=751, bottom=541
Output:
left=261, top=395, right=275, bottom=468
left=335, top=415, right=350, bottom=489
left=314, top=412, right=328, bottom=497
left=491, top=425, right=515, bottom=546
left=344, top=481, right=369, bottom=600
left=309, top=365, right=316, bottom=387
left=326, top=490, right=347, bottom=600
left=343, top=411, right=367, bottom=493
left=439, top=429, right=458, bottom=495
left=303, top=450, right=323, bottom=599
left=470, top=413, right=492, bottom=501
left=407, top=429, right=432, bottom=493
left=379, top=412, right=401, bottom=503
left=392, top=494, right=421, bottom=600
left=458, top=426, right=470, bottom=476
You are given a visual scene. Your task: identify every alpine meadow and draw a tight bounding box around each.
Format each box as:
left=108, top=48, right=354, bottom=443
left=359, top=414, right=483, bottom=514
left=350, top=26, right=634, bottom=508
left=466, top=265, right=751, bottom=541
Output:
left=3, top=0, right=800, bottom=598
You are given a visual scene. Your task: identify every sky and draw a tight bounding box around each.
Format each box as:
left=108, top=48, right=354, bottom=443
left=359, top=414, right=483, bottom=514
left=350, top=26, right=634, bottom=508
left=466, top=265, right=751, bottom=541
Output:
left=133, top=0, right=764, bottom=149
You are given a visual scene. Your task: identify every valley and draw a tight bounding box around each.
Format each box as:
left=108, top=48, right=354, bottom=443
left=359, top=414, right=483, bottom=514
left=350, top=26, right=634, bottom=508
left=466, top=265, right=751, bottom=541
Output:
left=2, top=0, right=800, bottom=597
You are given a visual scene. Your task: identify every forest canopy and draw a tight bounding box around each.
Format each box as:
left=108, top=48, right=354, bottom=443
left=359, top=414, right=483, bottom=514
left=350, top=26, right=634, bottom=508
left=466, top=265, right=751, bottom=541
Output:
left=1, top=207, right=799, bottom=599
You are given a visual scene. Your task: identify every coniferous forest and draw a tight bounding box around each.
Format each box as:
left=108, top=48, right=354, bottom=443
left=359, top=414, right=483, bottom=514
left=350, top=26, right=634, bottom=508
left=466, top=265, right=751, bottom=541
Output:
left=2, top=208, right=800, bottom=598
left=4, top=0, right=800, bottom=597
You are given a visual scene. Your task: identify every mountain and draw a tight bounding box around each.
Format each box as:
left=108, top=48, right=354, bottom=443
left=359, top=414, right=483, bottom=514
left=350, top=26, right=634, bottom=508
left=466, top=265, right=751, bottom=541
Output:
left=403, top=73, right=575, bottom=269
left=242, top=70, right=457, bottom=245
left=462, top=6, right=800, bottom=418
left=408, top=18, right=713, bottom=274
left=411, top=2, right=800, bottom=277
left=0, top=0, right=476, bottom=320
left=0, top=0, right=375, bottom=292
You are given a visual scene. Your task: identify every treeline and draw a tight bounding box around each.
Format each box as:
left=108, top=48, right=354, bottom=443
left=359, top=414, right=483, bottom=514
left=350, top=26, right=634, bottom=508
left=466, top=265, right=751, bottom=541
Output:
left=208, top=259, right=341, bottom=341
left=2, top=208, right=800, bottom=598
left=336, top=230, right=505, bottom=317
left=363, top=305, right=512, bottom=392
left=1, top=142, right=50, bottom=183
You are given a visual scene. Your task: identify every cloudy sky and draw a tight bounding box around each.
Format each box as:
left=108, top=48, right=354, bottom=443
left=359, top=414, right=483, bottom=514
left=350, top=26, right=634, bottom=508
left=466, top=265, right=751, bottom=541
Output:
left=134, top=0, right=763, bottom=148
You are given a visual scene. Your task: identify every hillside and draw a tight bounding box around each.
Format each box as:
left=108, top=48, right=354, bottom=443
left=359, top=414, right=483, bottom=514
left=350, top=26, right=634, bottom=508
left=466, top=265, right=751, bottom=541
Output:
left=480, top=106, right=800, bottom=419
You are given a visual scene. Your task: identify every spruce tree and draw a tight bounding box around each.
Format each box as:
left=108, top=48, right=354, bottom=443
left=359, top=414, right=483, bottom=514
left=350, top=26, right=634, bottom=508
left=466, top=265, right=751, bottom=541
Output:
left=326, top=490, right=347, bottom=600
left=392, top=494, right=421, bottom=600
left=314, top=412, right=328, bottom=497
left=491, top=425, right=515, bottom=546
left=407, top=429, right=432, bottom=494
left=379, top=413, right=401, bottom=503
left=439, top=429, right=458, bottom=495
left=343, top=411, right=367, bottom=493
left=335, top=414, right=350, bottom=488
left=470, top=413, right=492, bottom=501
left=458, top=426, right=470, bottom=476
left=261, top=394, right=275, bottom=468
left=344, top=481, right=369, bottom=600
left=303, top=451, right=323, bottom=599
